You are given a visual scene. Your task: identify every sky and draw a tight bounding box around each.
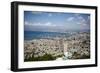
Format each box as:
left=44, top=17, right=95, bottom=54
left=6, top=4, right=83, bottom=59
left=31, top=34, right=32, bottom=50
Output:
left=24, top=11, right=90, bottom=32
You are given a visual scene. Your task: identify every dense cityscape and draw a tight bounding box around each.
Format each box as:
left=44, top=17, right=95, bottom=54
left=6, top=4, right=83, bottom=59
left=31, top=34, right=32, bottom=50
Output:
left=24, top=32, right=90, bottom=61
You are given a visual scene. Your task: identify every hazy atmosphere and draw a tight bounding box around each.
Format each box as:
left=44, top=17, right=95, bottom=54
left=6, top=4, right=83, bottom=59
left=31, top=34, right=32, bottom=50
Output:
left=24, top=11, right=90, bottom=32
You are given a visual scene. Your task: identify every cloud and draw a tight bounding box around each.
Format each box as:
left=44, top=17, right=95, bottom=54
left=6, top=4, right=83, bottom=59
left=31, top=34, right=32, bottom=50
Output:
left=25, top=21, right=29, bottom=25
left=67, top=17, right=74, bottom=21
left=76, top=19, right=87, bottom=26
left=25, top=21, right=32, bottom=25
left=66, top=13, right=90, bottom=28
left=35, top=22, right=53, bottom=26
left=25, top=21, right=57, bottom=27
left=74, top=14, right=88, bottom=26
left=77, top=22, right=87, bottom=26
left=66, top=15, right=86, bottom=23
left=82, top=24, right=87, bottom=26
left=48, top=13, right=52, bottom=17
left=44, top=22, right=52, bottom=26
left=74, top=14, right=85, bottom=20
left=78, top=16, right=86, bottom=23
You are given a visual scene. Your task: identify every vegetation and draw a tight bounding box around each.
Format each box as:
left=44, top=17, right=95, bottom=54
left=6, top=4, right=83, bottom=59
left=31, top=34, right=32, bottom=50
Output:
left=24, top=53, right=56, bottom=62
left=70, top=52, right=90, bottom=59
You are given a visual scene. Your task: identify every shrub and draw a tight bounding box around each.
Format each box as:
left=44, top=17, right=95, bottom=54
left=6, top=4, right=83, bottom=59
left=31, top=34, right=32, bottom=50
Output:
left=24, top=53, right=56, bottom=62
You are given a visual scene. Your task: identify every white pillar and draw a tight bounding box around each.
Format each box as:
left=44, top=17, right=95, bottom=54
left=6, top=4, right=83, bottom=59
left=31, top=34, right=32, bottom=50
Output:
left=64, top=42, right=68, bottom=57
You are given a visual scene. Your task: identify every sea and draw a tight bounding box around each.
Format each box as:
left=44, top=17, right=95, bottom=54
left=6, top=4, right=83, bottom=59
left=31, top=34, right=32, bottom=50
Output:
left=24, top=30, right=90, bottom=40
left=24, top=31, right=71, bottom=40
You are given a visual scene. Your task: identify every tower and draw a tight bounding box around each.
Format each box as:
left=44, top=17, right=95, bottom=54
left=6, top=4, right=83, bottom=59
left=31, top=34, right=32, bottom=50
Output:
left=59, top=39, right=64, bottom=53
left=64, top=41, right=68, bottom=56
